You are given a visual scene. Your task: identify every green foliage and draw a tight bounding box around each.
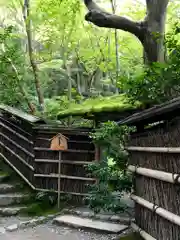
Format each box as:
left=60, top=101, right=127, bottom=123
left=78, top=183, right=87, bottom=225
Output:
left=0, top=26, right=24, bottom=106
left=85, top=122, right=135, bottom=214
left=121, top=22, right=180, bottom=105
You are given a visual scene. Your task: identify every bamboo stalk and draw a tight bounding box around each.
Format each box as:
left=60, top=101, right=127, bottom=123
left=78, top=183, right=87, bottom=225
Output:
left=0, top=116, right=32, bottom=137
left=0, top=121, right=33, bottom=144
left=131, top=222, right=156, bottom=240
left=34, top=147, right=94, bottom=153
left=35, top=187, right=89, bottom=196
left=131, top=195, right=180, bottom=227
left=35, top=159, right=93, bottom=165
left=127, top=146, right=180, bottom=153
left=128, top=165, right=180, bottom=184
left=34, top=173, right=95, bottom=181
left=58, top=151, right=61, bottom=209
left=0, top=132, right=34, bottom=157
left=0, top=141, right=34, bottom=171
left=0, top=153, right=35, bottom=190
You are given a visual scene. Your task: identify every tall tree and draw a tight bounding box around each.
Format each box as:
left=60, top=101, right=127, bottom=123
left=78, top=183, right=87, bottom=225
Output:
left=23, top=0, right=44, bottom=112
left=83, top=0, right=169, bottom=63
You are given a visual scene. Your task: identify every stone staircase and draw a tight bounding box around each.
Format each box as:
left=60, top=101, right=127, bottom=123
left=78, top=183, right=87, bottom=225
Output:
left=0, top=167, right=31, bottom=217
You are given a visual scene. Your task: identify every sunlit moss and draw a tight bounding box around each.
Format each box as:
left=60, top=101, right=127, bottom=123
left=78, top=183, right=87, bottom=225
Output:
left=57, top=94, right=141, bottom=119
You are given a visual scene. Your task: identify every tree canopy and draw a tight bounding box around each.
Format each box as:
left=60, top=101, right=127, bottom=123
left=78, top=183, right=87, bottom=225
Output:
left=0, top=0, right=179, bottom=121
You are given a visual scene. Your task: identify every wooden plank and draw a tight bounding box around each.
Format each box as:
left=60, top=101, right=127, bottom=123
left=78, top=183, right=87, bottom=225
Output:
left=0, top=132, right=34, bottom=158
left=34, top=173, right=95, bottom=181
left=0, top=121, right=33, bottom=144
left=0, top=141, right=34, bottom=171
left=127, top=146, right=180, bottom=153
left=35, top=159, right=94, bottom=165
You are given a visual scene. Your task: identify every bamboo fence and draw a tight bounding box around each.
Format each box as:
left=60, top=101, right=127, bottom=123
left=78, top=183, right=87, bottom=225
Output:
left=121, top=102, right=180, bottom=239
left=0, top=105, right=96, bottom=203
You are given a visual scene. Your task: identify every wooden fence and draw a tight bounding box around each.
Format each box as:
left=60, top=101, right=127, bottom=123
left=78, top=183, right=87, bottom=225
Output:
left=119, top=97, right=180, bottom=240
left=0, top=105, right=96, bottom=202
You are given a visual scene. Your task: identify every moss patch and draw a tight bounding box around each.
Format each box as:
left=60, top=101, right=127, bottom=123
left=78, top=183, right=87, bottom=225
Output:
left=20, top=203, right=60, bottom=217
left=57, top=94, right=141, bottom=119
left=119, top=233, right=143, bottom=240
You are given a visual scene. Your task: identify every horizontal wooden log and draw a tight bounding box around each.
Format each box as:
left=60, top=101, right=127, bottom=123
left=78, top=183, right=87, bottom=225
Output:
left=0, top=153, right=35, bottom=190
left=34, top=173, right=95, bottom=181
left=34, top=147, right=94, bottom=153
left=128, top=165, right=180, bottom=184
left=127, top=146, right=180, bottom=153
left=0, top=121, right=33, bottom=144
left=0, top=132, right=34, bottom=158
left=35, top=159, right=94, bottom=165
left=131, top=222, right=156, bottom=240
left=131, top=194, right=180, bottom=227
left=0, top=141, right=34, bottom=171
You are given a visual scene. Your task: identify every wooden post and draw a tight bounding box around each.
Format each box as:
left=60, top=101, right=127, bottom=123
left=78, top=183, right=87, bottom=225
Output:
left=58, top=151, right=62, bottom=209
left=50, top=133, right=68, bottom=209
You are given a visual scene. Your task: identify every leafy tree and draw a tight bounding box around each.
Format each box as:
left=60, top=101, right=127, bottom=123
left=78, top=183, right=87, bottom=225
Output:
left=83, top=0, right=169, bottom=63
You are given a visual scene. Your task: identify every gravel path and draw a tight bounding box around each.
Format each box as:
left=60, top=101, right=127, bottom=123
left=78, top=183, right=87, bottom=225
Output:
left=0, top=221, right=120, bottom=240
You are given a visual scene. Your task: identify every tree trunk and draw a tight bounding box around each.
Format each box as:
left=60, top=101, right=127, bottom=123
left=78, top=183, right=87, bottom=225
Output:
left=83, top=0, right=169, bottom=64
left=142, top=0, right=168, bottom=63
left=23, top=0, right=44, bottom=112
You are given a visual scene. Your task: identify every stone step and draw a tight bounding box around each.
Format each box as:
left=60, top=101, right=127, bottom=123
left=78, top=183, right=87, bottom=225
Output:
left=0, top=206, right=27, bottom=216
left=0, top=193, right=29, bottom=206
left=54, top=215, right=129, bottom=233
left=0, top=183, right=16, bottom=193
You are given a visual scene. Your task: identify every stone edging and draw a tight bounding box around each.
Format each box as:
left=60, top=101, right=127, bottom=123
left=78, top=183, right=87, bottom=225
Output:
left=63, top=208, right=134, bottom=225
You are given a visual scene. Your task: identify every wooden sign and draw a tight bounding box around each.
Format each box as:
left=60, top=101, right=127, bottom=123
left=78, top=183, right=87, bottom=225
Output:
left=50, top=133, right=68, bottom=151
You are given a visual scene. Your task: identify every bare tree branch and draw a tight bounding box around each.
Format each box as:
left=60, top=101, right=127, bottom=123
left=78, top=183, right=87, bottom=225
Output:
left=83, top=0, right=144, bottom=40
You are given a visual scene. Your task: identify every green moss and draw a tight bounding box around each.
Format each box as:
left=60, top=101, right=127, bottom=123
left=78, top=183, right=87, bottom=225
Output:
left=119, top=233, right=143, bottom=240
left=20, top=203, right=60, bottom=217
left=57, top=94, right=141, bottom=119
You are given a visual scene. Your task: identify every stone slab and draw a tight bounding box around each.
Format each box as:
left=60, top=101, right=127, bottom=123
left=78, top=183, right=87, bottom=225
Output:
left=54, top=215, right=128, bottom=233
left=0, top=206, right=27, bottom=216
left=0, top=193, right=28, bottom=206
left=0, top=184, right=15, bottom=193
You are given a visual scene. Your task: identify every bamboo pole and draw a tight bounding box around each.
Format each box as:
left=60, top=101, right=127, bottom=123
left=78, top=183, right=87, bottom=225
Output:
left=131, top=195, right=180, bottom=227
left=34, top=173, right=95, bottom=181
left=0, top=153, right=35, bottom=190
left=0, top=121, right=33, bottom=144
left=126, top=146, right=180, bottom=153
left=0, top=141, right=34, bottom=171
left=131, top=222, right=156, bottom=240
left=128, top=165, right=180, bottom=184
left=0, top=132, right=34, bottom=157
left=58, top=151, right=61, bottom=209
